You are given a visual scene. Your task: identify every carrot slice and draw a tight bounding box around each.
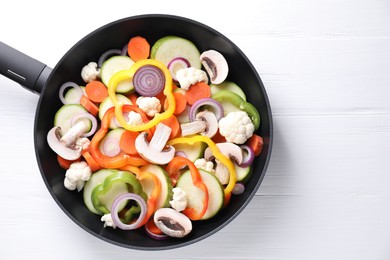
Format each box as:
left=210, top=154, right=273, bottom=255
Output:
left=127, top=36, right=150, bottom=61
left=80, top=95, right=99, bottom=116
left=246, top=134, right=263, bottom=156
left=185, top=82, right=211, bottom=105
left=82, top=151, right=101, bottom=172
left=119, top=130, right=139, bottom=155
left=160, top=115, right=181, bottom=139
left=85, top=81, right=108, bottom=103
left=173, top=91, right=187, bottom=115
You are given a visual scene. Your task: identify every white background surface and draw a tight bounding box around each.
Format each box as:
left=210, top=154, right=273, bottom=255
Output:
left=1, top=0, right=390, bottom=259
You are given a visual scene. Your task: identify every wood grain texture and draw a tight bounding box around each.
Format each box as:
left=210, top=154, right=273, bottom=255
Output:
left=1, top=0, right=390, bottom=259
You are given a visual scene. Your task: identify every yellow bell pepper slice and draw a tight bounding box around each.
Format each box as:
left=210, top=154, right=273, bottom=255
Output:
left=168, top=135, right=237, bottom=198
left=107, top=59, right=175, bottom=132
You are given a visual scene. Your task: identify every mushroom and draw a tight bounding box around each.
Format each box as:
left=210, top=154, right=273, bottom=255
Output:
left=180, top=110, right=219, bottom=138
left=200, top=50, right=229, bottom=84
left=204, top=142, right=243, bottom=185
left=154, top=208, right=192, bottom=238
left=47, top=122, right=88, bottom=160
left=204, top=142, right=244, bottom=165
left=135, top=123, right=175, bottom=165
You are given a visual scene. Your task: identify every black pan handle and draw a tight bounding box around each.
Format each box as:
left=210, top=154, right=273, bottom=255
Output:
left=0, top=41, right=52, bottom=94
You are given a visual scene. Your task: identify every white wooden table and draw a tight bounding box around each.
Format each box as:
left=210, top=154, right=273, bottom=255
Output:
left=1, top=1, right=389, bottom=259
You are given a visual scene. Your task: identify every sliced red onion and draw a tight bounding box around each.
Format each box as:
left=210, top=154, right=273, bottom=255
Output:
left=239, top=145, right=255, bottom=168
left=189, top=98, right=224, bottom=121
left=145, top=225, right=168, bottom=240
left=98, top=49, right=122, bottom=68
left=59, top=82, right=83, bottom=104
left=102, top=138, right=121, bottom=157
left=121, top=44, right=128, bottom=56
left=133, top=65, right=165, bottom=97
left=70, top=113, right=98, bottom=137
left=232, top=183, right=245, bottom=195
left=167, top=57, right=190, bottom=81
left=111, top=193, right=147, bottom=230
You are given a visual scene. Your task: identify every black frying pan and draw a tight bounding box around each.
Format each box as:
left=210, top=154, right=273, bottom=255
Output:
left=0, top=14, right=272, bottom=250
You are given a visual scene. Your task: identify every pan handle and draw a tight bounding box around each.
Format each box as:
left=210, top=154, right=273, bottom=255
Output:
left=0, top=41, right=52, bottom=94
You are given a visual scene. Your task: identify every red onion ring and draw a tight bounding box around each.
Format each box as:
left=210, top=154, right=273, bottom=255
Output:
left=239, top=145, right=255, bottom=168
left=167, top=57, right=190, bottom=81
left=70, top=113, right=98, bottom=137
left=189, top=98, right=224, bottom=121
left=102, top=137, right=121, bottom=157
left=98, top=49, right=122, bottom=68
left=59, top=82, right=83, bottom=105
left=133, top=65, right=165, bottom=97
left=121, top=44, right=128, bottom=56
left=111, top=193, right=147, bottom=230
left=232, top=183, right=245, bottom=195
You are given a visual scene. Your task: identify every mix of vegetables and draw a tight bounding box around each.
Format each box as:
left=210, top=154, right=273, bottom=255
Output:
left=47, top=35, right=264, bottom=239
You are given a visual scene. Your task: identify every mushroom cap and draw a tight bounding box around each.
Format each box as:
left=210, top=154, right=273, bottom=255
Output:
left=47, top=126, right=82, bottom=160
left=200, top=50, right=229, bottom=84
left=204, top=142, right=243, bottom=165
left=154, top=208, right=192, bottom=238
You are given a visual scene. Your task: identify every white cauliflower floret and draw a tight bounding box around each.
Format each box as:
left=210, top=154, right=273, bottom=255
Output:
left=81, top=62, right=100, bottom=83
left=64, top=161, right=92, bottom=192
left=127, top=111, right=143, bottom=126
left=218, top=111, right=255, bottom=144
left=169, top=187, right=188, bottom=212
left=194, top=158, right=215, bottom=173
left=101, top=213, right=116, bottom=229
left=176, top=67, right=208, bottom=90
left=76, top=137, right=90, bottom=151
left=136, top=96, right=161, bottom=117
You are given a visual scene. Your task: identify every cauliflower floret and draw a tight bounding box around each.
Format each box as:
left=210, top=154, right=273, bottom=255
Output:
left=176, top=67, right=208, bottom=90
left=136, top=96, right=161, bottom=117
left=169, top=187, right=188, bottom=212
left=127, top=111, right=143, bottom=126
left=81, top=62, right=100, bottom=83
left=194, top=158, right=215, bottom=173
left=101, top=213, right=116, bottom=229
left=64, top=161, right=92, bottom=191
left=218, top=111, right=255, bottom=144
left=76, top=137, right=90, bottom=151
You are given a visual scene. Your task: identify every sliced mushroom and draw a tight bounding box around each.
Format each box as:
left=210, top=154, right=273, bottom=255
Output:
left=204, top=142, right=244, bottom=165
left=214, top=160, right=230, bottom=185
left=195, top=110, right=218, bottom=138
left=154, top=208, right=192, bottom=238
left=135, top=123, right=175, bottom=165
left=60, top=121, right=89, bottom=147
left=180, top=120, right=207, bottom=137
left=47, top=126, right=83, bottom=160
left=200, top=50, right=229, bottom=84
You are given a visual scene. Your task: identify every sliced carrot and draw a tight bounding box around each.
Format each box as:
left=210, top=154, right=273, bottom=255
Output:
left=82, top=151, right=101, bottom=172
left=127, top=36, right=150, bottom=61
left=80, top=95, right=99, bottom=116
left=246, top=134, right=264, bottom=156
left=160, top=115, right=181, bottom=139
left=185, top=82, right=211, bottom=105
left=57, top=155, right=80, bottom=170
left=119, top=130, right=139, bottom=155
left=85, top=81, right=108, bottom=103
left=173, top=92, right=187, bottom=115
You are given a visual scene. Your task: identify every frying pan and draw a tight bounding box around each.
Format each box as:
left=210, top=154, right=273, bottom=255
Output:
left=0, top=14, right=272, bottom=250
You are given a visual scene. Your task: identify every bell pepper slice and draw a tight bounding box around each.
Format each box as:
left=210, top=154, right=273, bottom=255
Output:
left=168, top=135, right=237, bottom=199
left=166, top=156, right=209, bottom=220
left=120, top=165, right=161, bottom=227
left=89, top=106, right=149, bottom=168
left=91, top=170, right=147, bottom=215
left=108, top=59, right=176, bottom=132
